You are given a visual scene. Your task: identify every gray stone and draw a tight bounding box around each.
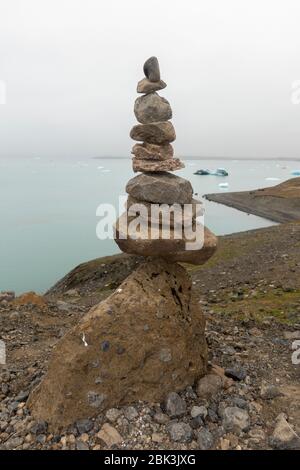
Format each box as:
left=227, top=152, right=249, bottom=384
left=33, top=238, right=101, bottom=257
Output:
left=196, top=374, right=223, bottom=398
left=30, top=420, right=48, bottom=435
left=126, top=173, right=193, bottom=205
left=225, top=367, right=247, bottom=381
left=124, top=406, right=138, bottom=421
left=134, top=92, right=172, bottom=124
left=230, top=397, right=248, bottom=409
left=222, top=406, right=250, bottom=433
left=270, top=413, right=300, bottom=450
left=76, top=440, right=89, bottom=450
left=87, top=391, right=106, bottom=408
left=196, top=428, right=214, bottom=450
left=167, top=422, right=192, bottom=443
left=137, top=78, right=166, bottom=94
left=36, top=434, right=46, bottom=444
left=15, top=390, right=30, bottom=402
left=165, top=392, right=187, bottom=417
left=190, top=405, right=207, bottom=419
left=76, top=418, right=93, bottom=434
left=190, top=415, right=204, bottom=429
left=153, top=412, right=169, bottom=424
left=143, top=56, right=160, bottom=82
left=105, top=408, right=122, bottom=423
left=130, top=121, right=176, bottom=145
left=260, top=382, right=282, bottom=400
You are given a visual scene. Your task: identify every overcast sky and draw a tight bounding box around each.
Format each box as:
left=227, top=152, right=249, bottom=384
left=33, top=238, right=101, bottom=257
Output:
left=0, top=0, right=300, bottom=159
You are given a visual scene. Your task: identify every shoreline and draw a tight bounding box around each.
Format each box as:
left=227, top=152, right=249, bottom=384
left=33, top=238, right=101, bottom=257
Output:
left=205, top=177, right=300, bottom=224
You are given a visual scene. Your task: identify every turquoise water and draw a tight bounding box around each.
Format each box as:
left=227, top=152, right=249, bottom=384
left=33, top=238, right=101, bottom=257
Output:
left=0, top=157, right=296, bottom=294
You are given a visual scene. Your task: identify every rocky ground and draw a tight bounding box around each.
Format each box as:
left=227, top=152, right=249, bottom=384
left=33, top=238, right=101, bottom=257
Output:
left=1, top=222, right=300, bottom=450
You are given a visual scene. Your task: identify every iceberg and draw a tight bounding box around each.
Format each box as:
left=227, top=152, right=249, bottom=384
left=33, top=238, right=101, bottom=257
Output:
left=194, top=169, right=210, bottom=175
left=194, top=167, right=229, bottom=176
left=291, top=170, right=300, bottom=176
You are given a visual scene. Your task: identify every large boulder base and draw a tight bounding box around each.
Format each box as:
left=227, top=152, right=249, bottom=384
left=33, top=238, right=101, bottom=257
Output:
left=28, top=260, right=207, bottom=430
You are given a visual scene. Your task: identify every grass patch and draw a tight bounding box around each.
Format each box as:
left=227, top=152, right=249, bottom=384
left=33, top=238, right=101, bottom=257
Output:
left=212, top=289, right=300, bottom=325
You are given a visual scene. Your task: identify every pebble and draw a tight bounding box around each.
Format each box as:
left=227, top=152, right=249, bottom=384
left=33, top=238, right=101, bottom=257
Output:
left=31, top=420, right=48, bottom=435
left=167, top=422, right=193, bottom=443
left=222, top=407, right=250, bottom=433
left=165, top=392, right=186, bottom=418
left=76, top=440, right=89, bottom=450
left=197, top=428, right=214, bottom=450
left=153, top=412, right=169, bottom=424
left=105, top=408, right=122, bottom=423
left=124, top=406, right=138, bottom=421
left=190, top=415, right=204, bottom=429
left=76, top=418, right=93, bottom=434
left=190, top=405, right=208, bottom=419
left=260, top=382, right=282, bottom=400
left=97, top=423, right=123, bottom=447
left=151, top=432, right=164, bottom=443
left=270, top=413, right=300, bottom=450
left=197, top=374, right=223, bottom=398
left=225, top=367, right=247, bottom=381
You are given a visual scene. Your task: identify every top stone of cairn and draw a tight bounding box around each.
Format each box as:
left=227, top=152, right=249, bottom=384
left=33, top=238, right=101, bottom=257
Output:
left=143, top=56, right=160, bottom=82
left=137, top=56, right=166, bottom=94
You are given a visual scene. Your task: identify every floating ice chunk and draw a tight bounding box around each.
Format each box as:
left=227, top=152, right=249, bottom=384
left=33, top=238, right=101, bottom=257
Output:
left=218, top=182, right=229, bottom=189
left=97, top=166, right=104, bottom=170
left=215, top=168, right=229, bottom=176
left=194, top=168, right=228, bottom=176
left=291, top=170, right=300, bottom=176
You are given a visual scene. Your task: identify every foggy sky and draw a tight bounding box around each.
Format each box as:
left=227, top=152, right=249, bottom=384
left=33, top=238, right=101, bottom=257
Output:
left=0, top=0, right=300, bottom=159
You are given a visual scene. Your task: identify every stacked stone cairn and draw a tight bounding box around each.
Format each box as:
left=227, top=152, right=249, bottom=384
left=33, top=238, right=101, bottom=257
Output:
left=115, top=56, right=217, bottom=264
left=28, top=58, right=218, bottom=430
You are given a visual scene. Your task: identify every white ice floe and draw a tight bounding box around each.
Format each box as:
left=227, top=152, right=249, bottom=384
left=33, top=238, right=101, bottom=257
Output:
left=265, top=177, right=280, bottom=181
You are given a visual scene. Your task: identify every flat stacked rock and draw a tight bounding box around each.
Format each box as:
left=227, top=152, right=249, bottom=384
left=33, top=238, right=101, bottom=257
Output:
left=115, top=56, right=217, bottom=265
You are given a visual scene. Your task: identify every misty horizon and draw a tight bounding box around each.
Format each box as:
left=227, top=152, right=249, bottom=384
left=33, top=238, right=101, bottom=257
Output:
left=1, top=0, right=300, bottom=160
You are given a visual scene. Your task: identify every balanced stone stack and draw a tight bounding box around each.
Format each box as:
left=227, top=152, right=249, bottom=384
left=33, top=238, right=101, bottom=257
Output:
left=28, top=58, right=215, bottom=430
left=115, top=56, right=217, bottom=265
